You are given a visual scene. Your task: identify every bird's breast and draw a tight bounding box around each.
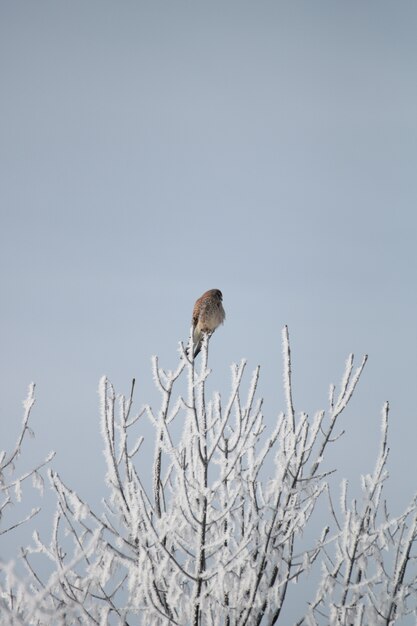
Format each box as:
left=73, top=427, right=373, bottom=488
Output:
left=198, top=303, right=225, bottom=332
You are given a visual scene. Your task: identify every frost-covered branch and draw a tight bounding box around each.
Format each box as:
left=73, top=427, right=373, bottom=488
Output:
left=301, top=402, right=417, bottom=625
left=5, top=330, right=417, bottom=625
left=0, top=385, right=55, bottom=531
left=0, top=384, right=55, bottom=623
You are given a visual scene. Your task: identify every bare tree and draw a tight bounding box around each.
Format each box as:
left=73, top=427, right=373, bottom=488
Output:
left=3, top=329, right=417, bottom=625
left=0, top=384, right=54, bottom=621
left=299, top=400, right=417, bottom=626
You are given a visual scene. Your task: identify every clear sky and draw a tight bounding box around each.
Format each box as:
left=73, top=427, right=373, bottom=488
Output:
left=1, top=0, right=417, bottom=612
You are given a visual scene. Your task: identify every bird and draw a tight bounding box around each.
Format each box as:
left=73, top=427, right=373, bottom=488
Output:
left=188, top=289, right=225, bottom=358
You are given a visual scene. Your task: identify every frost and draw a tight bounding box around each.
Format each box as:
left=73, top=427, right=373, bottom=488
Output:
left=14, top=479, right=22, bottom=502
left=32, top=471, right=44, bottom=496
left=2, top=331, right=417, bottom=625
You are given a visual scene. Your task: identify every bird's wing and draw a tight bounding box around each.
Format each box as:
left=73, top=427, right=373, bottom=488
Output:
left=192, top=296, right=202, bottom=328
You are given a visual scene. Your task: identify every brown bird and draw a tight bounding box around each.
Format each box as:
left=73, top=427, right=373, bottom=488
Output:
left=190, top=289, right=225, bottom=358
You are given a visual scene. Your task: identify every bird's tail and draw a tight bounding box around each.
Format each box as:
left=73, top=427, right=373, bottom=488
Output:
left=184, top=330, right=202, bottom=358
left=192, top=328, right=203, bottom=358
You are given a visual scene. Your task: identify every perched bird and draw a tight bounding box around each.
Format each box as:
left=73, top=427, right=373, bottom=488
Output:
left=189, top=289, right=225, bottom=358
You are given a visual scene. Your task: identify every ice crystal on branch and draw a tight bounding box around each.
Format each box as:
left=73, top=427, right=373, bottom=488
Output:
left=3, top=330, right=417, bottom=625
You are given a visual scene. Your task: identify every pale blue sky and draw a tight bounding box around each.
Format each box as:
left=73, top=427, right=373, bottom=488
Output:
left=1, top=0, right=417, bottom=611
